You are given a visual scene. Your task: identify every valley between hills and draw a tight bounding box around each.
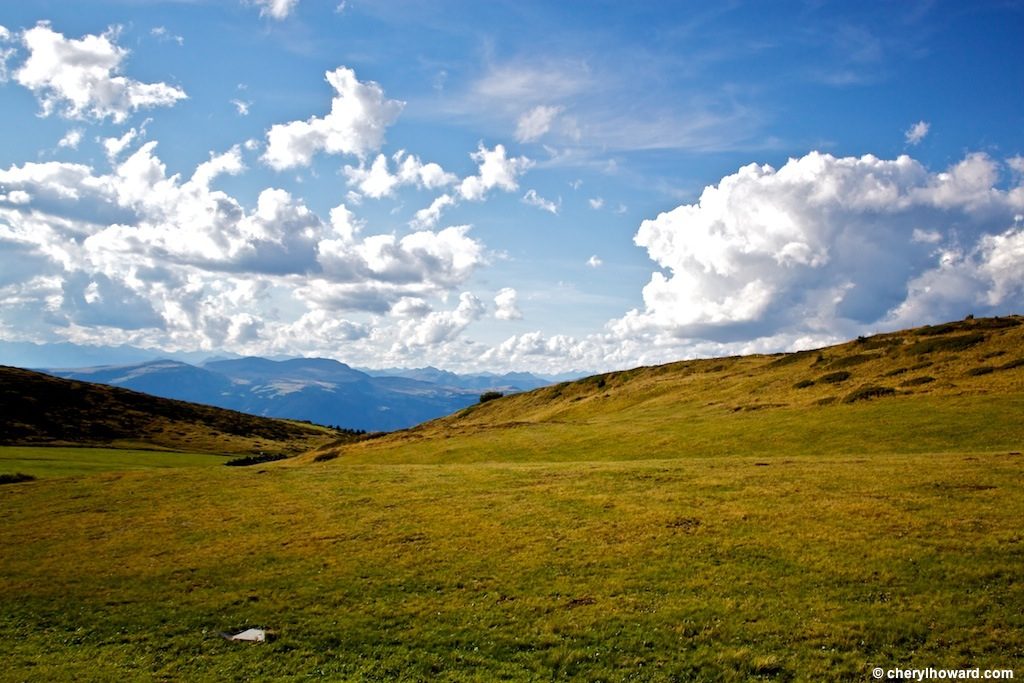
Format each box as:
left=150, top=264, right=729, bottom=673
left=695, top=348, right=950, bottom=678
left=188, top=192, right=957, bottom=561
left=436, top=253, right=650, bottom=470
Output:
left=1, top=316, right=1022, bottom=680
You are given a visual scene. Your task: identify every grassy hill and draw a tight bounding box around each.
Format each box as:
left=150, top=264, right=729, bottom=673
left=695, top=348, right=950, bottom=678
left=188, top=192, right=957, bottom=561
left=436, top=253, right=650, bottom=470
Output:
left=1, top=317, right=1022, bottom=680
left=0, top=365, right=345, bottom=457
left=306, top=315, right=1024, bottom=464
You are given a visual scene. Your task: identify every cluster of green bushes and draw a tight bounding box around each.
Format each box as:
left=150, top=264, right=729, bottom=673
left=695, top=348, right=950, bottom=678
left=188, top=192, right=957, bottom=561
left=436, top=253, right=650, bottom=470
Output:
left=224, top=453, right=288, bottom=467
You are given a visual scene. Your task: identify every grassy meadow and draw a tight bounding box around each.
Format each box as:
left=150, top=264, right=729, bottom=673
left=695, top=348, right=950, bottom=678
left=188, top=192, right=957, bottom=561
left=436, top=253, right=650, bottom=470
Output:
left=0, top=446, right=228, bottom=480
left=1, top=317, right=1023, bottom=680
left=2, top=453, right=1022, bottom=681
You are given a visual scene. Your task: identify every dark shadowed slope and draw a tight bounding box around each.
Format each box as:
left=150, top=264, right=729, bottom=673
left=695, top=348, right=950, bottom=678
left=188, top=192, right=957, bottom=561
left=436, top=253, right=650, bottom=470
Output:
left=0, top=365, right=344, bottom=456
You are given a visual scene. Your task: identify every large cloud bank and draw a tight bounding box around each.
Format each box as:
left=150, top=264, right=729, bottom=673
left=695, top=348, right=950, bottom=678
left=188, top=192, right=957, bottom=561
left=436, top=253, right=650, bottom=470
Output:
left=617, top=152, right=1024, bottom=340
left=489, top=152, right=1024, bottom=373
left=0, top=141, right=487, bottom=356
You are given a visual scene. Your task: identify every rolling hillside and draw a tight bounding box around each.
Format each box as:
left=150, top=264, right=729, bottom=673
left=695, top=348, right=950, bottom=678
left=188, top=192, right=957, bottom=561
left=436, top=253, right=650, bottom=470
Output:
left=2, top=317, right=1022, bottom=680
left=0, top=365, right=345, bottom=456
left=308, top=315, right=1024, bottom=464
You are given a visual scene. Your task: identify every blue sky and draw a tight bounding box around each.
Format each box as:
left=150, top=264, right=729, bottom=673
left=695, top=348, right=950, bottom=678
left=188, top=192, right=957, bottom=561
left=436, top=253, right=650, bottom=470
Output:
left=0, top=1, right=1022, bottom=373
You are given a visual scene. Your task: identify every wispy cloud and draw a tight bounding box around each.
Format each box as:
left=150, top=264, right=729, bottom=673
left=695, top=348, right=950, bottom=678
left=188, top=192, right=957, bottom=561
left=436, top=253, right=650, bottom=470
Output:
left=905, top=120, right=930, bottom=145
left=249, top=0, right=300, bottom=21
left=151, top=27, right=184, bottom=45
left=522, top=189, right=559, bottom=214
left=516, top=105, right=563, bottom=143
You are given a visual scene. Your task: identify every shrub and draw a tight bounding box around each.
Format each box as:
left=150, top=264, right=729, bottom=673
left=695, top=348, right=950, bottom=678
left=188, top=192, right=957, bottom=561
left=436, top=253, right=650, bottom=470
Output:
left=479, top=391, right=504, bottom=403
left=900, top=376, right=935, bottom=387
left=313, top=451, right=338, bottom=463
left=819, top=371, right=851, bottom=384
left=966, top=366, right=995, bottom=376
left=225, top=453, right=288, bottom=467
left=1000, top=358, right=1024, bottom=370
left=0, top=473, right=35, bottom=485
left=793, top=379, right=815, bottom=389
left=883, top=367, right=909, bottom=377
left=843, top=386, right=896, bottom=403
left=905, top=332, right=986, bottom=356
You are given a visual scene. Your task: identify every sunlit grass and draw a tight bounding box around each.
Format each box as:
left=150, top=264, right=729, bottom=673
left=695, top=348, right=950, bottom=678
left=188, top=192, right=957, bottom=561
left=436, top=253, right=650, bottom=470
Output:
left=1, top=452, right=1022, bottom=680
left=2, top=317, right=1022, bottom=679
left=0, top=446, right=228, bottom=479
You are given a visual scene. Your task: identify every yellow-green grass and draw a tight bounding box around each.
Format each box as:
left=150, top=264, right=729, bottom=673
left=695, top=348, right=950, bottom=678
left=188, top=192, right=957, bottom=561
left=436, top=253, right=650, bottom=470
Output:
left=0, top=446, right=228, bottom=479
left=308, top=316, right=1024, bottom=466
left=1, top=453, right=1022, bottom=680
left=3, top=317, right=1023, bottom=680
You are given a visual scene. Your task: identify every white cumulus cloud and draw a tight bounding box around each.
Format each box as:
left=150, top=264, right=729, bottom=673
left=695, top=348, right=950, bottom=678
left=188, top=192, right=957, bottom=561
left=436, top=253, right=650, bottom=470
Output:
left=344, top=150, right=456, bottom=199
left=263, top=67, right=404, bottom=170
left=0, top=140, right=490, bottom=350
left=102, top=128, right=139, bottom=161
left=411, top=194, right=456, bottom=229
left=14, top=23, right=187, bottom=123
left=458, top=144, right=533, bottom=201
left=612, top=151, right=1024, bottom=344
left=398, top=292, right=485, bottom=347
left=57, top=129, right=83, bottom=150
left=493, top=287, right=522, bottom=320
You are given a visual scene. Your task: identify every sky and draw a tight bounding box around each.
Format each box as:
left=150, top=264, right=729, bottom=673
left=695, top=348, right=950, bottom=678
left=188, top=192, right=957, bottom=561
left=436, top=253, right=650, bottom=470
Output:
left=0, top=0, right=1022, bottom=374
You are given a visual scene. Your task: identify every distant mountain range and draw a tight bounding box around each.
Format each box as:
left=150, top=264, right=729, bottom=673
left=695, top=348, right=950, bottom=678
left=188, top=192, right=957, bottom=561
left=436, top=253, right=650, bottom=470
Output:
left=43, top=357, right=557, bottom=431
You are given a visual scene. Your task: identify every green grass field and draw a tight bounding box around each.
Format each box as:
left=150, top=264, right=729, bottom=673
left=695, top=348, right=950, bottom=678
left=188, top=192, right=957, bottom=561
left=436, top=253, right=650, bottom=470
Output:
left=0, top=446, right=229, bottom=479
left=1, top=317, right=1023, bottom=680
left=1, top=452, right=1022, bottom=681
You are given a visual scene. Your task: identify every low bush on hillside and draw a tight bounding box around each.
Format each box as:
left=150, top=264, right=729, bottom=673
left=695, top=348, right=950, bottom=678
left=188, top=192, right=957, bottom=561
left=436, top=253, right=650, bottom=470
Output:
left=0, top=473, right=35, bottom=485
left=479, top=391, right=504, bottom=404
left=1000, top=358, right=1024, bottom=370
left=313, top=451, right=339, bottom=463
left=819, top=371, right=851, bottom=384
left=843, top=386, right=896, bottom=403
left=900, top=376, right=936, bottom=387
left=905, top=333, right=986, bottom=356
left=793, top=379, right=815, bottom=389
left=225, top=453, right=288, bottom=467
left=966, top=366, right=995, bottom=376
